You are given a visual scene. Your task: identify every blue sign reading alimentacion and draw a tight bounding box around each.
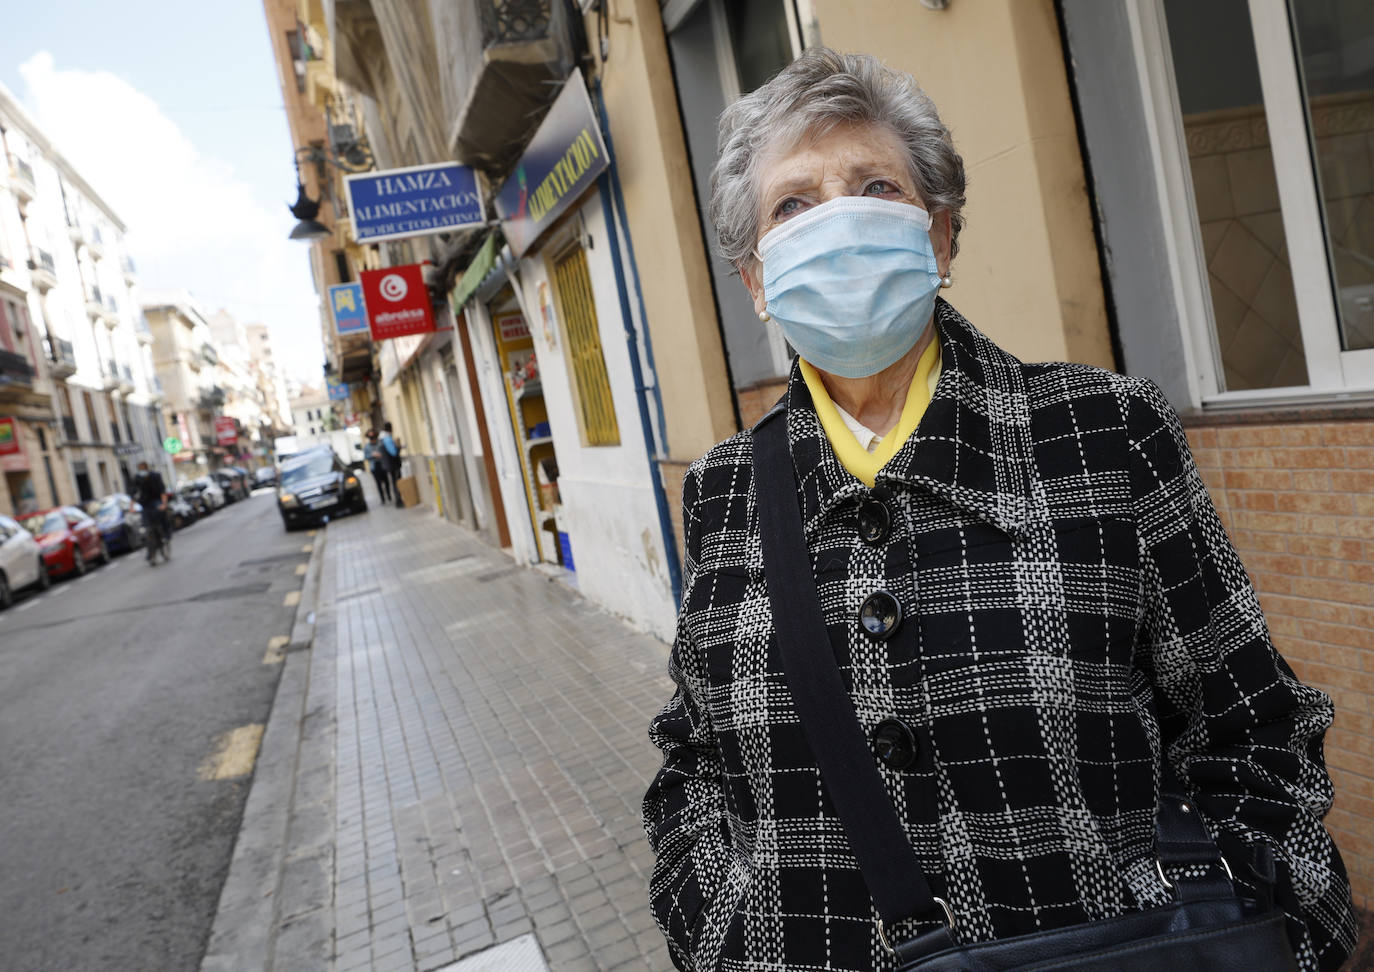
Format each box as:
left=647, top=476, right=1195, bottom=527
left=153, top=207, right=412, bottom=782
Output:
left=345, top=162, right=485, bottom=244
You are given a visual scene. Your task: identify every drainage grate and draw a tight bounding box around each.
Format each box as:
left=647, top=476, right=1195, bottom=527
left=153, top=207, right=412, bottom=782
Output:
left=435, top=933, right=549, bottom=972
left=189, top=582, right=273, bottom=602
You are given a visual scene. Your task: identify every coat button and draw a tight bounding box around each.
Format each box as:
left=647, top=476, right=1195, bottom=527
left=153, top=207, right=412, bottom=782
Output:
left=857, top=498, right=890, bottom=545
left=871, top=718, right=918, bottom=770
left=858, top=590, right=902, bottom=640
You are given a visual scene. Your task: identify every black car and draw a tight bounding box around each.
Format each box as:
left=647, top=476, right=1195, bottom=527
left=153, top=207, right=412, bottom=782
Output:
left=277, top=445, right=367, bottom=530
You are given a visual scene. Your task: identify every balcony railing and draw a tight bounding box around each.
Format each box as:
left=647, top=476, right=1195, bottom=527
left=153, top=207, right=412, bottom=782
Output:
left=9, top=158, right=36, bottom=201
left=102, top=358, right=120, bottom=390
left=0, top=348, right=35, bottom=389
left=122, top=255, right=137, bottom=283
left=136, top=315, right=154, bottom=344
left=47, top=337, right=76, bottom=378
left=443, top=0, right=573, bottom=170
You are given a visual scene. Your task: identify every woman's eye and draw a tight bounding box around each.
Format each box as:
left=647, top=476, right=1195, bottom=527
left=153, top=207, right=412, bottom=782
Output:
left=863, top=180, right=900, bottom=196
left=773, top=197, right=805, bottom=221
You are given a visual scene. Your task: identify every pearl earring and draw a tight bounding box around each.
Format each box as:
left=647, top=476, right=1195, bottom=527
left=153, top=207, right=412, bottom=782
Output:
left=758, top=309, right=771, bottom=322
left=939, top=273, right=953, bottom=289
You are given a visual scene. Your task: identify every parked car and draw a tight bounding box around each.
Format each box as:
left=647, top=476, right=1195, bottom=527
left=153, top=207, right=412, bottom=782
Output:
left=184, top=477, right=227, bottom=511
left=252, top=466, right=278, bottom=489
left=179, top=483, right=211, bottom=517
left=86, top=493, right=146, bottom=554
left=0, top=514, right=50, bottom=607
left=277, top=445, right=367, bottom=530
left=212, top=468, right=249, bottom=502
left=167, top=494, right=197, bottom=530
left=19, top=506, right=108, bottom=578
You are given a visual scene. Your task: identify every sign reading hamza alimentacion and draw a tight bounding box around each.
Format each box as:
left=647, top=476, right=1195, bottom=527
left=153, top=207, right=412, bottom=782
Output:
left=345, top=162, right=485, bottom=244
left=495, top=76, right=609, bottom=258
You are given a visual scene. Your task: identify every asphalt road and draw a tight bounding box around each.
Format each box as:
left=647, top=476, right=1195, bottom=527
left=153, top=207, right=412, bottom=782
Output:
left=0, top=490, right=310, bottom=971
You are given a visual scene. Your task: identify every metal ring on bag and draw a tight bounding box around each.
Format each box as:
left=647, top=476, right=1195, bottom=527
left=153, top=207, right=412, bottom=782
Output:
left=1156, top=855, right=1234, bottom=891
left=876, top=897, right=956, bottom=956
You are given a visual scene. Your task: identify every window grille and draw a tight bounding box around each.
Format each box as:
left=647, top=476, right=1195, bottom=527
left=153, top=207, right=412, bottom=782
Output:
left=553, top=247, right=619, bottom=446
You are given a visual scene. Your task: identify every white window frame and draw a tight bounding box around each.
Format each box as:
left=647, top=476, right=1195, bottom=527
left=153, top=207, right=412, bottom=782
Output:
left=1127, top=0, right=1374, bottom=409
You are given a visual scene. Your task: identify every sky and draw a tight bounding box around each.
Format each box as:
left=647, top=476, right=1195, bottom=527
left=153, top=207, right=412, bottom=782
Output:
left=2, top=1, right=324, bottom=386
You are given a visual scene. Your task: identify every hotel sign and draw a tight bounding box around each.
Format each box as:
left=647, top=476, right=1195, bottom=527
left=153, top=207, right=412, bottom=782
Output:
left=345, top=162, right=485, bottom=244
left=495, top=77, right=608, bottom=258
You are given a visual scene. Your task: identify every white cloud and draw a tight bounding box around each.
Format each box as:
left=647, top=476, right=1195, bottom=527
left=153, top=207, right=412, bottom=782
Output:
left=17, top=51, right=325, bottom=385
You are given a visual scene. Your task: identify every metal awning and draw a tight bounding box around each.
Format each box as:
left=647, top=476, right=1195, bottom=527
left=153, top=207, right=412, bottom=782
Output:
left=450, top=231, right=501, bottom=310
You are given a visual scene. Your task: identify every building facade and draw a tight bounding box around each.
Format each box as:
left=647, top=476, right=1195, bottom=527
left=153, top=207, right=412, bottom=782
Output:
left=266, top=0, right=1374, bottom=900
left=0, top=82, right=168, bottom=517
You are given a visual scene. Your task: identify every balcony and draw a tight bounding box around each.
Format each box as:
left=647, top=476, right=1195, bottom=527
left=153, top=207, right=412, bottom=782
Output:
left=88, top=226, right=105, bottom=260
left=9, top=158, right=36, bottom=203
left=47, top=337, right=76, bottom=379
left=103, top=295, right=120, bottom=328
left=200, top=344, right=219, bottom=367
left=27, top=248, right=57, bottom=292
left=197, top=385, right=226, bottom=411
left=122, top=255, right=137, bottom=285
left=85, top=285, right=104, bottom=320
left=0, top=347, right=36, bottom=401
left=136, top=315, right=154, bottom=345
left=118, top=363, right=134, bottom=395
left=102, top=358, right=120, bottom=391
left=149, top=375, right=164, bottom=403
left=68, top=220, right=85, bottom=246
left=447, top=0, right=574, bottom=170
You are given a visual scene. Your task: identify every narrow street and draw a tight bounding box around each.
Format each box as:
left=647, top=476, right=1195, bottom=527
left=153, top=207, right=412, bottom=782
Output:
left=0, top=491, right=308, bottom=972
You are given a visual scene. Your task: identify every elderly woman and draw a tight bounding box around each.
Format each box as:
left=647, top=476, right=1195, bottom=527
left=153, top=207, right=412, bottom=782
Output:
left=642, top=49, right=1355, bottom=972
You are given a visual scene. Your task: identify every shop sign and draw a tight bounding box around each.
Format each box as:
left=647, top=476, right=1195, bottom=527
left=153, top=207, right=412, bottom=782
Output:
left=495, top=77, right=608, bottom=258
left=497, top=312, right=530, bottom=343
left=214, top=416, right=238, bottom=447
left=360, top=264, right=436, bottom=341
left=0, top=416, right=18, bottom=455
left=329, top=283, right=369, bottom=336
left=327, top=380, right=351, bottom=401
left=163, top=435, right=183, bottom=454
left=345, top=162, right=484, bottom=244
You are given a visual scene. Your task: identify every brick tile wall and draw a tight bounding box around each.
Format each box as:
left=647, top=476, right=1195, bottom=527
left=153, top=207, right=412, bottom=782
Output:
left=1186, top=418, right=1374, bottom=907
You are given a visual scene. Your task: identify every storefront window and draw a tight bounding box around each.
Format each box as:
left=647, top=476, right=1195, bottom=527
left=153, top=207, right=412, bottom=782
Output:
left=1292, top=0, right=1374, bottom=352
left=1162, top=0, right=1309, bottom=391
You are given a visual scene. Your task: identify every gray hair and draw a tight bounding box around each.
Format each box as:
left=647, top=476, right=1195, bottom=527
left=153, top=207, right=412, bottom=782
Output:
left=708, top=48, right=967, bottom=269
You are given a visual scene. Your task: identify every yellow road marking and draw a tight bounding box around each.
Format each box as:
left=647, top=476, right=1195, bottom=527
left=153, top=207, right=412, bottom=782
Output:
left=284, top=590, right=301, bottom=607
left=197, top=724, right=264, bottom=781
left=263, top=635, right=289, bottom=665
left=294, top=563, right=308, bottom=576
left=307, top=529, right=317, bottom=537
left=301, top=544, right=313, bottom=553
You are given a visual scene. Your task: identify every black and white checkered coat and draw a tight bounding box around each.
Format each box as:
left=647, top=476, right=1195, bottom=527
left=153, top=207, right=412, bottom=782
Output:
left=643, top=301, right=1355, bottom=971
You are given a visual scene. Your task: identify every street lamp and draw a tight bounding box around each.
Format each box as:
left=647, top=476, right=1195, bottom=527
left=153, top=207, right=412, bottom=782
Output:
left=288, top=180, right=331, bottom=241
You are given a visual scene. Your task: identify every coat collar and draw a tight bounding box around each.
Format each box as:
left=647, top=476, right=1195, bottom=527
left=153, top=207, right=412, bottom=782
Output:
left=763, top=299, right=1037, bottom=540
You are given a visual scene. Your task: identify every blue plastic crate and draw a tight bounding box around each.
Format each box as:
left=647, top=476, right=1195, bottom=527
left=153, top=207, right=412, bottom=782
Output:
left=557, top=531, right=575, bottom=572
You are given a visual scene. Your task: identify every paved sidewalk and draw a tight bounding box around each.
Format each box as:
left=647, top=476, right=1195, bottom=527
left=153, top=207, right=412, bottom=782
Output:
left=203, top=493, right=677, bottom=970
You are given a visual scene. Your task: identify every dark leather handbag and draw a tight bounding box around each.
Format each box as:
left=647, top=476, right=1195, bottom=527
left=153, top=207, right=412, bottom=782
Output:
left=750, top=410, right=1298, bottom=971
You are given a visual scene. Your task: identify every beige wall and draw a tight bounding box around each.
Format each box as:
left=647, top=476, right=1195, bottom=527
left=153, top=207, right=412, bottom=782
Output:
left=811, top=0, right=1114, bottom=369
left=587, top=0, right=738, bottom=463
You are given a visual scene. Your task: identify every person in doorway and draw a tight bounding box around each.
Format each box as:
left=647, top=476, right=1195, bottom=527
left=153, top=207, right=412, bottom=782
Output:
left=132, top=460, right=170, bottom=564
left=641, top=48, right=1354, bottom=972
left=364, top=429, right=392, bottom=504
left=379, top=422, right=403, bottom=508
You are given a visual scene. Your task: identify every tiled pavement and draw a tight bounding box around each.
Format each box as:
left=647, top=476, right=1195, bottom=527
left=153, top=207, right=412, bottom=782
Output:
left=205, top=489, right=678, bottom=971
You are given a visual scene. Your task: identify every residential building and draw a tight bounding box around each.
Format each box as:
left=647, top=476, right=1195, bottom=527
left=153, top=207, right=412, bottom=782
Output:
left=143, top=291, right=227, bottom=483
left=0, top=82, right=168, bottom=515
left=289, top=384, right=335, bottom=447
left=208, top=309, right=274, bottom=467
left=245, top=322, right=294, bottom=434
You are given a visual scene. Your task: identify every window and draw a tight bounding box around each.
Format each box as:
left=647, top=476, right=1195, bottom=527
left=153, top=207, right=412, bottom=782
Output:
left=553, top=246, right=620, bottom=446
left=83, top=390, right=100, bottom=442
left=1132, top=0, right=1374, bottom=404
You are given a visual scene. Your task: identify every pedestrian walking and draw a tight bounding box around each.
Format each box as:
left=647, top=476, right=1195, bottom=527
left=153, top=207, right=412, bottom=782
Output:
left=379, top=422, right=403, bottom=508
left=642, top=48, right=1354, bottom=972
left=363, top=429, right=392, bottom=504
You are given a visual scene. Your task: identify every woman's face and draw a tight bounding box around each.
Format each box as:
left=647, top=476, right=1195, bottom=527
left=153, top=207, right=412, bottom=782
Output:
left=740, top=121, right=953, bottom=316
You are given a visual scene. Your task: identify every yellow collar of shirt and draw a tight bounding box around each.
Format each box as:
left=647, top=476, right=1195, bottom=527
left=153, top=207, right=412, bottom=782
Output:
left=799, top=336, right=941, bottom=488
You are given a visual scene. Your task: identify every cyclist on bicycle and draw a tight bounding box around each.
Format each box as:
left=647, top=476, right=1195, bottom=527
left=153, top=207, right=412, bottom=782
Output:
left=133, top=461, right=171, bottom=564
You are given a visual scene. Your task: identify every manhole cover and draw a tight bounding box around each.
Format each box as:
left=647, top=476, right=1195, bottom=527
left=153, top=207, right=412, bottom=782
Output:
left=189, top=582, right=273, bottom=602
left=436, top=933, right=549, bottom=972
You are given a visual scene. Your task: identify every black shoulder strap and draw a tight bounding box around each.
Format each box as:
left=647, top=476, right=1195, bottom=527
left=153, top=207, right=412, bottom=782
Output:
left=750, top=409, right=1231, bottom=951
left=752, top=411, right=954, bottom=946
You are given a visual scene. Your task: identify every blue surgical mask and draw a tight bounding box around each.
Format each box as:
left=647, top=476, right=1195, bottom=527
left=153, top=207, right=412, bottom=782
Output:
left=759, top=196, right=942, bottom=379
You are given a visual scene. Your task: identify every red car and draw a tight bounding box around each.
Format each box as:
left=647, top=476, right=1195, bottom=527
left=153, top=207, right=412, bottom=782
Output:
left=19, top=506, right=109, bottom=578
